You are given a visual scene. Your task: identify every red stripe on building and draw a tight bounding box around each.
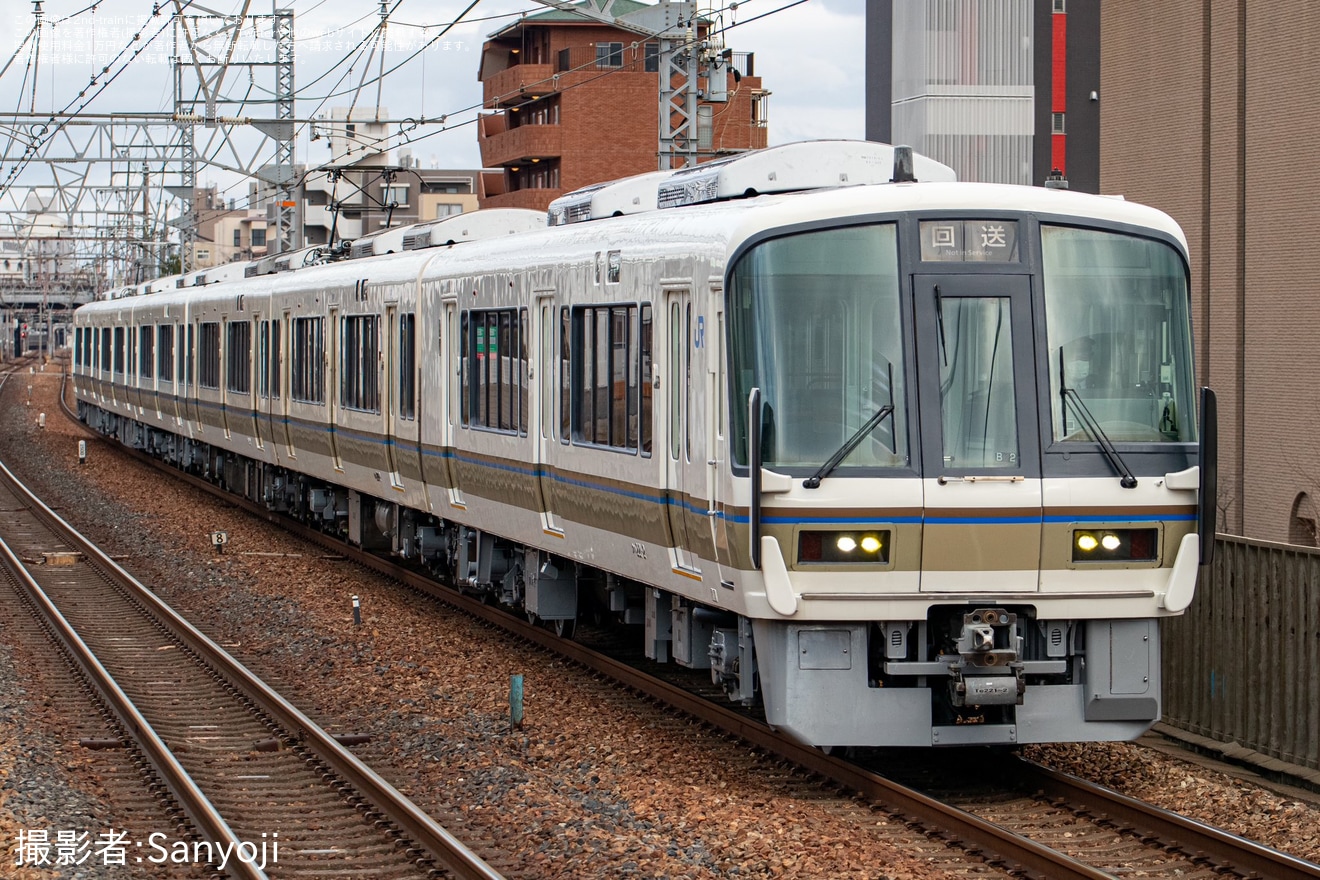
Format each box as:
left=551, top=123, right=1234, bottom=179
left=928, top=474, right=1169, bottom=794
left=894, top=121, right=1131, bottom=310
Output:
left=1051, top=11, right=1067, bottom=174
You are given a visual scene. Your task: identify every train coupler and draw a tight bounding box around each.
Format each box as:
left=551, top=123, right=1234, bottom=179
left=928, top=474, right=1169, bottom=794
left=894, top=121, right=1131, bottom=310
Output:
left=948, top=608, right=1025, bottom=706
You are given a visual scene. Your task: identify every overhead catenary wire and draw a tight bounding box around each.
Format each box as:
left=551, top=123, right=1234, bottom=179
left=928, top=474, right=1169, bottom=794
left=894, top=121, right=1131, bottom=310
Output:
left=0, top=3, right=189, bottom=196
left=2, top=0, right=812, bottom=282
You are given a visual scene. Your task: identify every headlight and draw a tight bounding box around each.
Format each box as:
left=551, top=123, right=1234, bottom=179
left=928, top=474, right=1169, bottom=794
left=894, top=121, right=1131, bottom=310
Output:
left=1072, top=528, right=1158, bottom=562
left=799, top=530, right=890, bottom=564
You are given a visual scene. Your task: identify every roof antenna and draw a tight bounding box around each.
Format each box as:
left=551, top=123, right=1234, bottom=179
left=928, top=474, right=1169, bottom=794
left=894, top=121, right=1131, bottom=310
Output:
left=1045, top=168, right=1069, bottom=189
left=890, top=145, right=916, bottom=183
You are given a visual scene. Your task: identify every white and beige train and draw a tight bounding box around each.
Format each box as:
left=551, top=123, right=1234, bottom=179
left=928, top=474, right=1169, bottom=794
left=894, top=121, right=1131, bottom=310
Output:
left=72, top=141, right=1217, bottom=748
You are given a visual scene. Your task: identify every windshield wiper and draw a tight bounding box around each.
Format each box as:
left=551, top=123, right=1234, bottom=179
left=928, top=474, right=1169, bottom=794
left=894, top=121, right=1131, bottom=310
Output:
left=1059, top=351, right=1137, bottom=488
left=1061, top=387, right=1136, bottom=488
left=803, top=404, right=894, bottom=489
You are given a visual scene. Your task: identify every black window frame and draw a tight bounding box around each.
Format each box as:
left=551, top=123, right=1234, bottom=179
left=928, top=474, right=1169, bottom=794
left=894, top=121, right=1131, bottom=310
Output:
left=226, top=319, right=252, bottom=395
left=461, top=307, right=528, bottom=435
left=569, top=303, right=650, bottom=455
left=198, top=321, right=221, bottom=390
left=341, top=313, right=380, bottom=413
left=290, top=316, right=325, bottom=404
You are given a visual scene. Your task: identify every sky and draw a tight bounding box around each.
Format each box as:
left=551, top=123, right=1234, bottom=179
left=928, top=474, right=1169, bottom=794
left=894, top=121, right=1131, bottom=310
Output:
left=0, top=0, right=867, bottom=208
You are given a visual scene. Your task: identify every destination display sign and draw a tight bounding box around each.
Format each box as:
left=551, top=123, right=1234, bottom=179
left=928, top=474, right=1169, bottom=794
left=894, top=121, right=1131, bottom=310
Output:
left=920, top=219, right=1021, bottom=262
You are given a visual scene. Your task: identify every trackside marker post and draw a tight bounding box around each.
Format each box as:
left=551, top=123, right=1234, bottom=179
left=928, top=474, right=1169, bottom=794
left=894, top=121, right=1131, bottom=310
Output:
left=510, top=674, right=524, bottom=728
left=352, top=595, right=361, bottom=626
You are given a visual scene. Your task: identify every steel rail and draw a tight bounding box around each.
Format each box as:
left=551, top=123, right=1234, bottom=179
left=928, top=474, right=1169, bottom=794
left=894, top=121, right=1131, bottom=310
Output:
left=0, top=486, right=268, bottom=880
left=0, top=455, right=505, bottom=880
left=1017, top=758, right=1320, bottom=880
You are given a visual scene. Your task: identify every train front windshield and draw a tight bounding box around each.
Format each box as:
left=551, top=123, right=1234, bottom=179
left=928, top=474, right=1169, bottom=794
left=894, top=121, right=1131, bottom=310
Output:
left=728, top=223, right=908, bottom=471
left=728, top=218, right=1196, bottom=477
left=1041, top=225, right=1196, bottom=445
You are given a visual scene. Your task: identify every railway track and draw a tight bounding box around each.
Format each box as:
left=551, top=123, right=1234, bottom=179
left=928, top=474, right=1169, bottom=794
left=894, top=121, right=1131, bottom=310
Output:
left=0, top=451, right=504, bottom=880
left=46, top=367, right=1320, bottom=879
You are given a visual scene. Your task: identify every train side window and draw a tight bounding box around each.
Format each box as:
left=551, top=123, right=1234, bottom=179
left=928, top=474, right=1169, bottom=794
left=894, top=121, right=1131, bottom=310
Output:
left=341, top=314, right=379, bottom=413
left=559, top=307, right=571, bottom=443
left=226, top=320, right=251, bottom=395
left=101, top=328, right=110, bottom=372
left=290, top=317, right=324, bottom=404
left=399, top=312, right=416, bottom=420
left=640, top=304, right=652, bottom=456
left=519, top=308, right=529, bottom=434
left=570, top=303, right=642, bottom=453
left=460, top=312, right=471, bottom=426
left=113, top=327, right=125, bottom=374
left=199, top=322, right=220, bottom=389
left=258, top=321, right=270, bottom=398
left=669, top=302, right=681, bottom=461
left=269, top=320, right=281, bottom=400
left=184, top=324, right=194, bottom=389
left=460, top=308, right=527, bottom=435
left=139, top=325, right=154, bottom=380
left=157, top=325, right=173, bottom=385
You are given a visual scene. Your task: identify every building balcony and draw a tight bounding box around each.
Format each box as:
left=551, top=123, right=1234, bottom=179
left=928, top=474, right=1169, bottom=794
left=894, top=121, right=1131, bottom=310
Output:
left=483, top=63, right=555, bottom=107
left=479, top=119, right=563, bottom=168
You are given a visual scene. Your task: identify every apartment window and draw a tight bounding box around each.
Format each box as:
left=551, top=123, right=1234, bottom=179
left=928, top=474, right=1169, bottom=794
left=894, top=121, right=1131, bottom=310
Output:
left=1053, top=0, right=1066, bottom=11
left=571, top=304, right=650, bottom=453
left=233, top=229, right=241, bottom=247
left=226, top=320, right=251, bottom=394
left=157, top=324, right=174, bottom=384
left=399, top=312, right=416, bottom=420
left=644, top=42, right=659, bottom=72
left=251, top=228, right=267, bottom=248
left=383, top=184, right=409, bottom=207
left=196, top=248, right=211, bottom=262
left=341, top=314, right=380, bottom=412
left=291, top=316, right=324, bottom=403
left=1052, top=112, right=1066, bottom=134
left=462, top=308, right=528, bottom=434
left=139, top=325, right=154, bottom=379
left=436, top=203, right=463, bottom=219
left=199, top=322, right=220, bottom=389
left=595, top=41, right=623, bottom=68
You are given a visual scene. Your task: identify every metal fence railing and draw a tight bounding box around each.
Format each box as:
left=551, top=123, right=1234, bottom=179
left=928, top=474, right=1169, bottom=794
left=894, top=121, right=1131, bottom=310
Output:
left=1162, top=535, right=1320, bottom=773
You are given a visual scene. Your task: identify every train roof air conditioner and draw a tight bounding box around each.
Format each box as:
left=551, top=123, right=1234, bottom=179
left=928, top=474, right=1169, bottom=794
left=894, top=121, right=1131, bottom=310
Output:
left=656, top=140, right=957, bottom=209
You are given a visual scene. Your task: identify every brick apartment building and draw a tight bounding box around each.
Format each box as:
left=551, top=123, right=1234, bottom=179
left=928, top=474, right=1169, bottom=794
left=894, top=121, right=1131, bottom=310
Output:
left=1102, top=2, right=1320, bottom=545
left=477, top=0, right=768, bottom=211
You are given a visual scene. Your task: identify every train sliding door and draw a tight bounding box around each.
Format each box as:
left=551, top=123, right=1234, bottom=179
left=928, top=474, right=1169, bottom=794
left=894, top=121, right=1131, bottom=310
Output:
left=913, top=274, right=1043, bottom=592
left=381, top=306, right=415, bottom=488
left=664, top=288, right=702, bottom=574
left=535, top=296, right=564, bottom=535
